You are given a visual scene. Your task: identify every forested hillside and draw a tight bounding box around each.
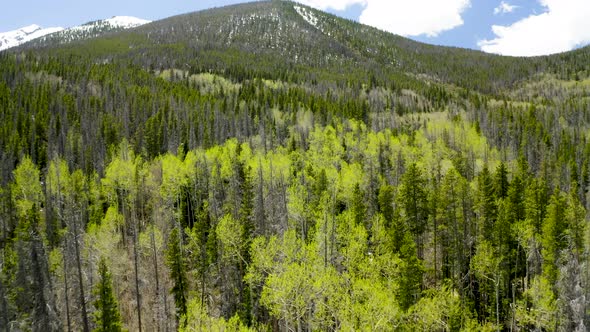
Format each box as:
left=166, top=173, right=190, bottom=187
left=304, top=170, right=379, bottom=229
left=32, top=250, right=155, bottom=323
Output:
left=2, top=1, right=590, bottom=331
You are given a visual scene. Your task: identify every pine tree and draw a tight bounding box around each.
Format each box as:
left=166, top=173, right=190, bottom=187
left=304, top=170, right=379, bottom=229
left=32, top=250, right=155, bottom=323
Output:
left=507, top=172, right=525, bottom=223
left=541, top=191, right=567, bottom=284
left=236, top=159, right=254, bottom=324
left=351, top=183, right=367, bottom=228
left=378, top=184, right=395, bottom=229
left=565, top=182, right=585, bottom=259
left=477, top=165, right=497, bottom=240
left=397, top=232, right=424, bottom=310
left=399, top=163, right=429, bottom=259
left=166, top=227, right=188, bottom=324
left=92, top=258, right=123, bottom=332
left=438, top=168, right=466, bottom=283
left=494, top=162, right=509, bottom=199
left=238, top=160, right=254, bottom=259
left=524, top=177, right=548, bottom=233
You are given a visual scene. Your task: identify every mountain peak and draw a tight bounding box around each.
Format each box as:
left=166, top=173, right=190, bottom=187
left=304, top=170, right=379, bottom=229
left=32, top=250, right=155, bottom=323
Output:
left=71, top=15, right=150, bottom=32
left=0, top=24, right=63, bottom=51
left=105, top=16, right=151, bottom=28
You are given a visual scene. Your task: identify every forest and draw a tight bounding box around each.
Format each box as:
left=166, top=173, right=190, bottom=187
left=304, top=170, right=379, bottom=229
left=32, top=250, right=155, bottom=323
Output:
left=2, top=1, right=590, bottom=331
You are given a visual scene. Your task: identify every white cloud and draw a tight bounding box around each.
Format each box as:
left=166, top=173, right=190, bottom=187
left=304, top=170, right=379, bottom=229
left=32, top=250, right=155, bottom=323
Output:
left=479, top=0, right=590, bottom=56
left=359, top=0, right=470, bottom=37
left=295, top=0, right=471, bottom=37
left=494, top=1, right=518, bottom=15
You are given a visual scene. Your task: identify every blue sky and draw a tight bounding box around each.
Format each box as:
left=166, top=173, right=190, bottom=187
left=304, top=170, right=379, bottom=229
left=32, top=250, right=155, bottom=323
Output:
left=2, top=0, right=589, bottom=56
left=411, top=0, right=546, bottom=48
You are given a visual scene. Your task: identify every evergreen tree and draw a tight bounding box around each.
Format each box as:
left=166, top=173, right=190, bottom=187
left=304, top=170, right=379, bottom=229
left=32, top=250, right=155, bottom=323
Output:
left=565, top=183, right=585, bottom=259
left=166, top=228, right=188, bottom=324
left=397, top=232, right=424, bottom=310
left=438, top=168, right=467, bottom=283
left=541, top=191, right=568, bottom=284
left=377, top=184, right=395, bottom=229
left=477, top=165, right=497, bottom=240
left=236, top=159, right=254, bottom=324
left=351, top=183, right=367, bottom=229
left=525, top=177, right=548, bottom=233
left=92, top=258, right=123, bottom=332
left=494, top=162, right=509, bottom=199
left=399, top=163, right=429, bottom=258
left=507, top=172, right=525, bottom=223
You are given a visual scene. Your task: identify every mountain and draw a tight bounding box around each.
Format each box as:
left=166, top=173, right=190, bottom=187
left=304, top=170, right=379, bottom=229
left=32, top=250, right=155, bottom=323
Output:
left=1, top=1, right=590, bottom=331
left=22, top=1, right=587, bottom=94
left=0, top=16, right=150, bottom=51
left=0, top=24, right=63, bottom=51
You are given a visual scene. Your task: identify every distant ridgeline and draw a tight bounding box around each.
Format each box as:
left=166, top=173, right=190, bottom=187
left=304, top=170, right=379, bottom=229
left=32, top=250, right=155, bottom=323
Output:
left=0, top=1, right=590, bottom=331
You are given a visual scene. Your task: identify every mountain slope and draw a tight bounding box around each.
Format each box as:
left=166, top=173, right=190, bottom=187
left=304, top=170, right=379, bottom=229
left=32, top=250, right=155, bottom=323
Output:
left=20, top=1, right=587, bottom=94
left=0, top=24, right=63, bottom=51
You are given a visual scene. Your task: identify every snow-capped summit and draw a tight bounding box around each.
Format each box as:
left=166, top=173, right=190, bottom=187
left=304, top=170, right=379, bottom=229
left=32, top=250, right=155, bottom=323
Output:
left=104, top=16, right=151, bottom=29
left=55, top=15, right=150, bottom=42
left=0, top=24, right=64, bottom=51
left=67, top=15, right=150, bottom=34
left=0, top=16, right=150, bottom=51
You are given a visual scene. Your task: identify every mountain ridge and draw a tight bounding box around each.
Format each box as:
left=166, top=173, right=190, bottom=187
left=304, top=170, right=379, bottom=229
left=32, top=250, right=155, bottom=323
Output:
left=0, top=16, right=150, bottom=51
left=32, top=0, right=583, bottom=93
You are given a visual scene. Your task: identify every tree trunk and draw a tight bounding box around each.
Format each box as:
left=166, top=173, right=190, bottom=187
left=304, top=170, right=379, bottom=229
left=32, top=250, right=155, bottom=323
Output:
left=0, top=273, right=8, bottom=329
left=73, top=213, right=89, bottom=332
left=63, top=238, right=72, bottom=332
left=133, top=213, right=143, bottom=332
left=495, top=277, right=500, bottom=331
left=151, top=225, right=162, bottom=332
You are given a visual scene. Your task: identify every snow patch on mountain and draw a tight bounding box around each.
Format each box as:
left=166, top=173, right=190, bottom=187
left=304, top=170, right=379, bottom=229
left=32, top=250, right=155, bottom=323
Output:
left=105, top=16, right=151, bottom=28
left=294, top=5, right=319, bottom=29
left=0, top=25, right=64, bottom=51
left=68, top=16, right=150, bottom=34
